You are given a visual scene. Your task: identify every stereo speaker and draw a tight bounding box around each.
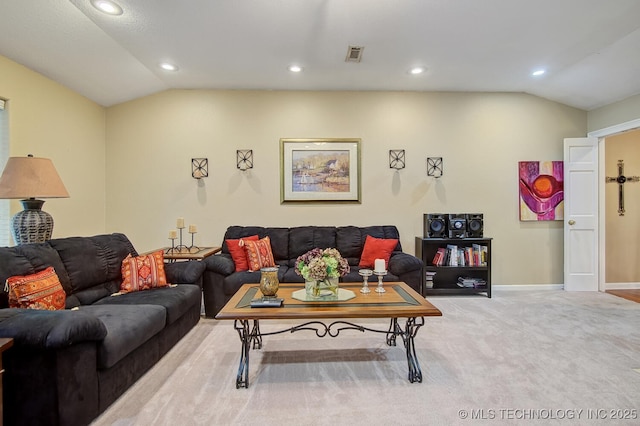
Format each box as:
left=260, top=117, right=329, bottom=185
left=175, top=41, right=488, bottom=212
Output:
left=447, top=214, right=467, bottom=238
left=466, top=213, right=484, bottom=238
left=424, top=213, right=447, bottom=238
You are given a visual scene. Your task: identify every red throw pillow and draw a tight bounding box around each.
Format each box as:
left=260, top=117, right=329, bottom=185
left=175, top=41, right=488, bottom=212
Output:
left=243, top=236, right=276, bottom=272
left=6, top=266, right=66, bottom=310
left=226, top=235, right=259, bottom=272
left=358, top=235, right=399, bottom=269
left=120, top=250, right=168, bottom=293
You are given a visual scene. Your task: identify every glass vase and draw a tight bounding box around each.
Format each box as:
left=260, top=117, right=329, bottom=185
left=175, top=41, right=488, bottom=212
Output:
left=305, top=277, right=339, bottom=298
left=259, top=266, right=279, bottom=297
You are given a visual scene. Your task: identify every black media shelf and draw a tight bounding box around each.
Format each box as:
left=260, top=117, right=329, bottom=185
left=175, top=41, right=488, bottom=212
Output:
left=415, top=237, right=492, bottom=298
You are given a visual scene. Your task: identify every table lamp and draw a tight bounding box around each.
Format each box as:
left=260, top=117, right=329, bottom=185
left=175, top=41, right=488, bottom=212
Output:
left=0, top=155, right=69, bottom=244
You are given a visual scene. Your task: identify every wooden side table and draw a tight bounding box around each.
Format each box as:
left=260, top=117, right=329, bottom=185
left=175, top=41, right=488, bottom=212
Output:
left=0, top=338, right=14, bottom=426
left=162, top=246, right=221, bottom=262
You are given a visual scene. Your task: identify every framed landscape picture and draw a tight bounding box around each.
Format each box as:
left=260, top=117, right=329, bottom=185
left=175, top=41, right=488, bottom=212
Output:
left=280, top=138, right=361, bottom=203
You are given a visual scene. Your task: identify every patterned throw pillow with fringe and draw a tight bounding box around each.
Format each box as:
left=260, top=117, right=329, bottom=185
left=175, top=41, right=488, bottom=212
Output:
left=5, top=266, right=66, bottom=310
left=242, top=236, right=276, bottom=272
left=120, top=250, right=168, bottom=293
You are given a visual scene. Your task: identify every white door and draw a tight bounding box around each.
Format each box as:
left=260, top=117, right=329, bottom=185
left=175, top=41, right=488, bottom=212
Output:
left=563, top=137, right=599, bottom=291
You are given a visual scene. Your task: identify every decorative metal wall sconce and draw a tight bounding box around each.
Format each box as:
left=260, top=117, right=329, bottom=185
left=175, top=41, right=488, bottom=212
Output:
left=389, top=150, right=405, bottom=170
left=191, top=158, right=208, bottom=179
left=427, top=157, right=443, bottom=178
left=237, top=150, right=254, bottom=171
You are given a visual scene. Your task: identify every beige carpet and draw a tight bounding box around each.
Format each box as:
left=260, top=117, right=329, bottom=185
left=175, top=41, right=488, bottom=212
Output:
left=92, top=290, right=640, bottom=425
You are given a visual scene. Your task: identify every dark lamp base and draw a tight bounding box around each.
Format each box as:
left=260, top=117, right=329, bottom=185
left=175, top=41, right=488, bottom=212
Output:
left=11, top=199, right=54, bottom=244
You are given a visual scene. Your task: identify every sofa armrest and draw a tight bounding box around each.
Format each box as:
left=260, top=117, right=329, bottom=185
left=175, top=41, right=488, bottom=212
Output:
left=0, top=309, right=107, bottom=349
left=203, top=254, right=235, bottom=276
left=165, top=260, right=206, bottom=284
left=388, top=252, right=423, bottom=276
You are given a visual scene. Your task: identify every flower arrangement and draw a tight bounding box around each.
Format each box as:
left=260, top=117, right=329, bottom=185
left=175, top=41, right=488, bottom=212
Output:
left=295, top=248, right=350, bottom=282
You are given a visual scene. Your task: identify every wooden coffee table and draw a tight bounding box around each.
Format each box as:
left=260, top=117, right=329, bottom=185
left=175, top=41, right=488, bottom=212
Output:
left=216, top=282, right=442, bottom=388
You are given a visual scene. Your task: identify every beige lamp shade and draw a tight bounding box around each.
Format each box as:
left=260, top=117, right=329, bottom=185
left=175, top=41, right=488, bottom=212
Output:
left=0, top=156, right=69, bottom=199
left=0, top=155, right=69, bottom=244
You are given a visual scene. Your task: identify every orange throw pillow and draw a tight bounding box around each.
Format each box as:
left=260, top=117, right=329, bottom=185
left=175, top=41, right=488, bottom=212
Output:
left=120, top=250, right=168, bottom=293
left=226, top=235, right=259, bottom=272
left=358, top=235, right=399, bottom=269
left=243, top=236, right=276, bottom=272
left=6, top=266, right=66, bottom=310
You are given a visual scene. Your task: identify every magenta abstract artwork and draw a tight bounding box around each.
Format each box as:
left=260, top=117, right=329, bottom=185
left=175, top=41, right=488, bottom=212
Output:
left=519, top=161, right=564, bottom=221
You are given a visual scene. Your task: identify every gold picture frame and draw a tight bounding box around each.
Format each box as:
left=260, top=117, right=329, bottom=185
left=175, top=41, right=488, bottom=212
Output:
left=280, top=138, right=361, bottom=203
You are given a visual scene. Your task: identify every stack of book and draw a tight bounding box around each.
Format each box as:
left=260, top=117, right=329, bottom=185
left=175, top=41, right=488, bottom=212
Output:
left=425, top=271, right=436, bottom=289
left=431, top=244, right=488, bottom=267
left=457, top=276, right=486, bottom=288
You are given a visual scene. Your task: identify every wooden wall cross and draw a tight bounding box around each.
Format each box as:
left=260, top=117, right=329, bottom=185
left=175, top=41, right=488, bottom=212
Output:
left=605, top=159, right=640, bottom=216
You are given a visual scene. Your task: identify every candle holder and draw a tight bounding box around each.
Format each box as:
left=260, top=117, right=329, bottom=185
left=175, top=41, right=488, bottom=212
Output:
left=374, top=270, right=387, bottom=293
left=358, top=269, right=373, bottom=294
left=188, top=230, right=200, bottom=253
left=166, top=237, right=177, bottom=254
left=175, top=226, right=188, bottom=253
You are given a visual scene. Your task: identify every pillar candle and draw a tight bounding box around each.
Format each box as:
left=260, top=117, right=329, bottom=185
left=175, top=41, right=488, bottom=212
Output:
left=189, top=224, right=197, bottom=233
left=176, top=217, right=185, bottom=228
left=169, top=230, right=178, bottom=239
left=374, top=258, right=385, bottom=273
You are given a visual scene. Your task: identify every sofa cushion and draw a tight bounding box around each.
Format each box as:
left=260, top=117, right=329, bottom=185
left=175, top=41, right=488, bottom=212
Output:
left=0, top=243, right=71, bottom=308
left=335, top=226, right=365, bottom=265
left=120, top=250, right=168, bottom=293
left=6, top=266, right=66, bottom=310
left=79, top=304, right=166, bottom=369
left=288, top=227, right=337, bottom=266
left=94, top=284, right=200, bottom=325
left=226, top=235, right=258, bottom=272
left=48, top=233, right=137, bottom=297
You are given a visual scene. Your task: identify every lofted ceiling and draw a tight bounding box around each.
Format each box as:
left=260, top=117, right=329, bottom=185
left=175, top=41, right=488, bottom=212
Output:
left=1, top=0, right=640, bottom=110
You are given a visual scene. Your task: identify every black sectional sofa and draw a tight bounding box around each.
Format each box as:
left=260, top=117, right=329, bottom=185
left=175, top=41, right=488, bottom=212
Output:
left=0, top=233, right=205, bottom=426
left=203, top=225, right=424, bottom=317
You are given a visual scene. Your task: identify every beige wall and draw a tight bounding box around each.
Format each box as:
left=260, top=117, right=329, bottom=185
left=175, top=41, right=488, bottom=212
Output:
left=0, top=55, right=106, bottom=240
left=605, top=129, right=640, bottom=283
left=106, top=90, right=586, bottom=286
left=588, top=93, right=640, bottom=132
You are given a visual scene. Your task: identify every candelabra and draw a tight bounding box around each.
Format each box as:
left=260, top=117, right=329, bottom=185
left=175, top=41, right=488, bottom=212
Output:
left=188, top=226, right=200, bottom=253
left=166, top=235, right=177, bottom=254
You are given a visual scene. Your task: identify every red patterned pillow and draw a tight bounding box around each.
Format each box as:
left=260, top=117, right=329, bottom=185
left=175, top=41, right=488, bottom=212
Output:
left=6, top=266, right=66, bottom=310
left=120, top=250, right=168, bottom=293
left=243, top=236, right=276, bottom=272
left=226, top=234, right=259, bottom=272
left=358, top=235, right=399, bottom=269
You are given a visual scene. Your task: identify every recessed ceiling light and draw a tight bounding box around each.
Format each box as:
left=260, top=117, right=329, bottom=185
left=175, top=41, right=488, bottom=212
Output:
left=409, top=67, right=426, bottom=75
left=288, top=65, right=303, bottom=73
left=91, top=0, right=123, bottom=15
left=159, top=62, right=178, bottom=71
left=532, top=69, right=546, bottom=76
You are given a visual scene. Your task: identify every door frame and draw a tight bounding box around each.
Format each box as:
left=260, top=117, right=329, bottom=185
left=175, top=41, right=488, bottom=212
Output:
left=587, top=118, right=640, bottom=291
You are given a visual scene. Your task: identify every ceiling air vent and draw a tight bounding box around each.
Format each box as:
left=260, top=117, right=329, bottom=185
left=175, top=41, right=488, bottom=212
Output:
left=345, top=46, right=364, bottom=62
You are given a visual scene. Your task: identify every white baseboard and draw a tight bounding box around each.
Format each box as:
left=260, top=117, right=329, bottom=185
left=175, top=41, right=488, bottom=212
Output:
left=492, top=284, right=564, bottom=291
left=605, top=282, right=640, bottom=290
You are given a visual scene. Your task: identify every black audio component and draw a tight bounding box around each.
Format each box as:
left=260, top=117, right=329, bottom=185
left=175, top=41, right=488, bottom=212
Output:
left=466, top=213, right=484, bottom=238
left=447, top=214, right=467, bottom=238
left=424, top=213, right=447, bottom=238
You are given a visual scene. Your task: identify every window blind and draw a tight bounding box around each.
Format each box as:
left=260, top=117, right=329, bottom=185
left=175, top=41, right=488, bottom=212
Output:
left=0, top=99, right=10, bottom=246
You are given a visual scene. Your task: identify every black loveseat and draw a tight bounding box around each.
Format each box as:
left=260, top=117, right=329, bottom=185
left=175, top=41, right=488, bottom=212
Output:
left=0, top=233, right=205, bottom=426
left=202, top=225, right=424, bottom=317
